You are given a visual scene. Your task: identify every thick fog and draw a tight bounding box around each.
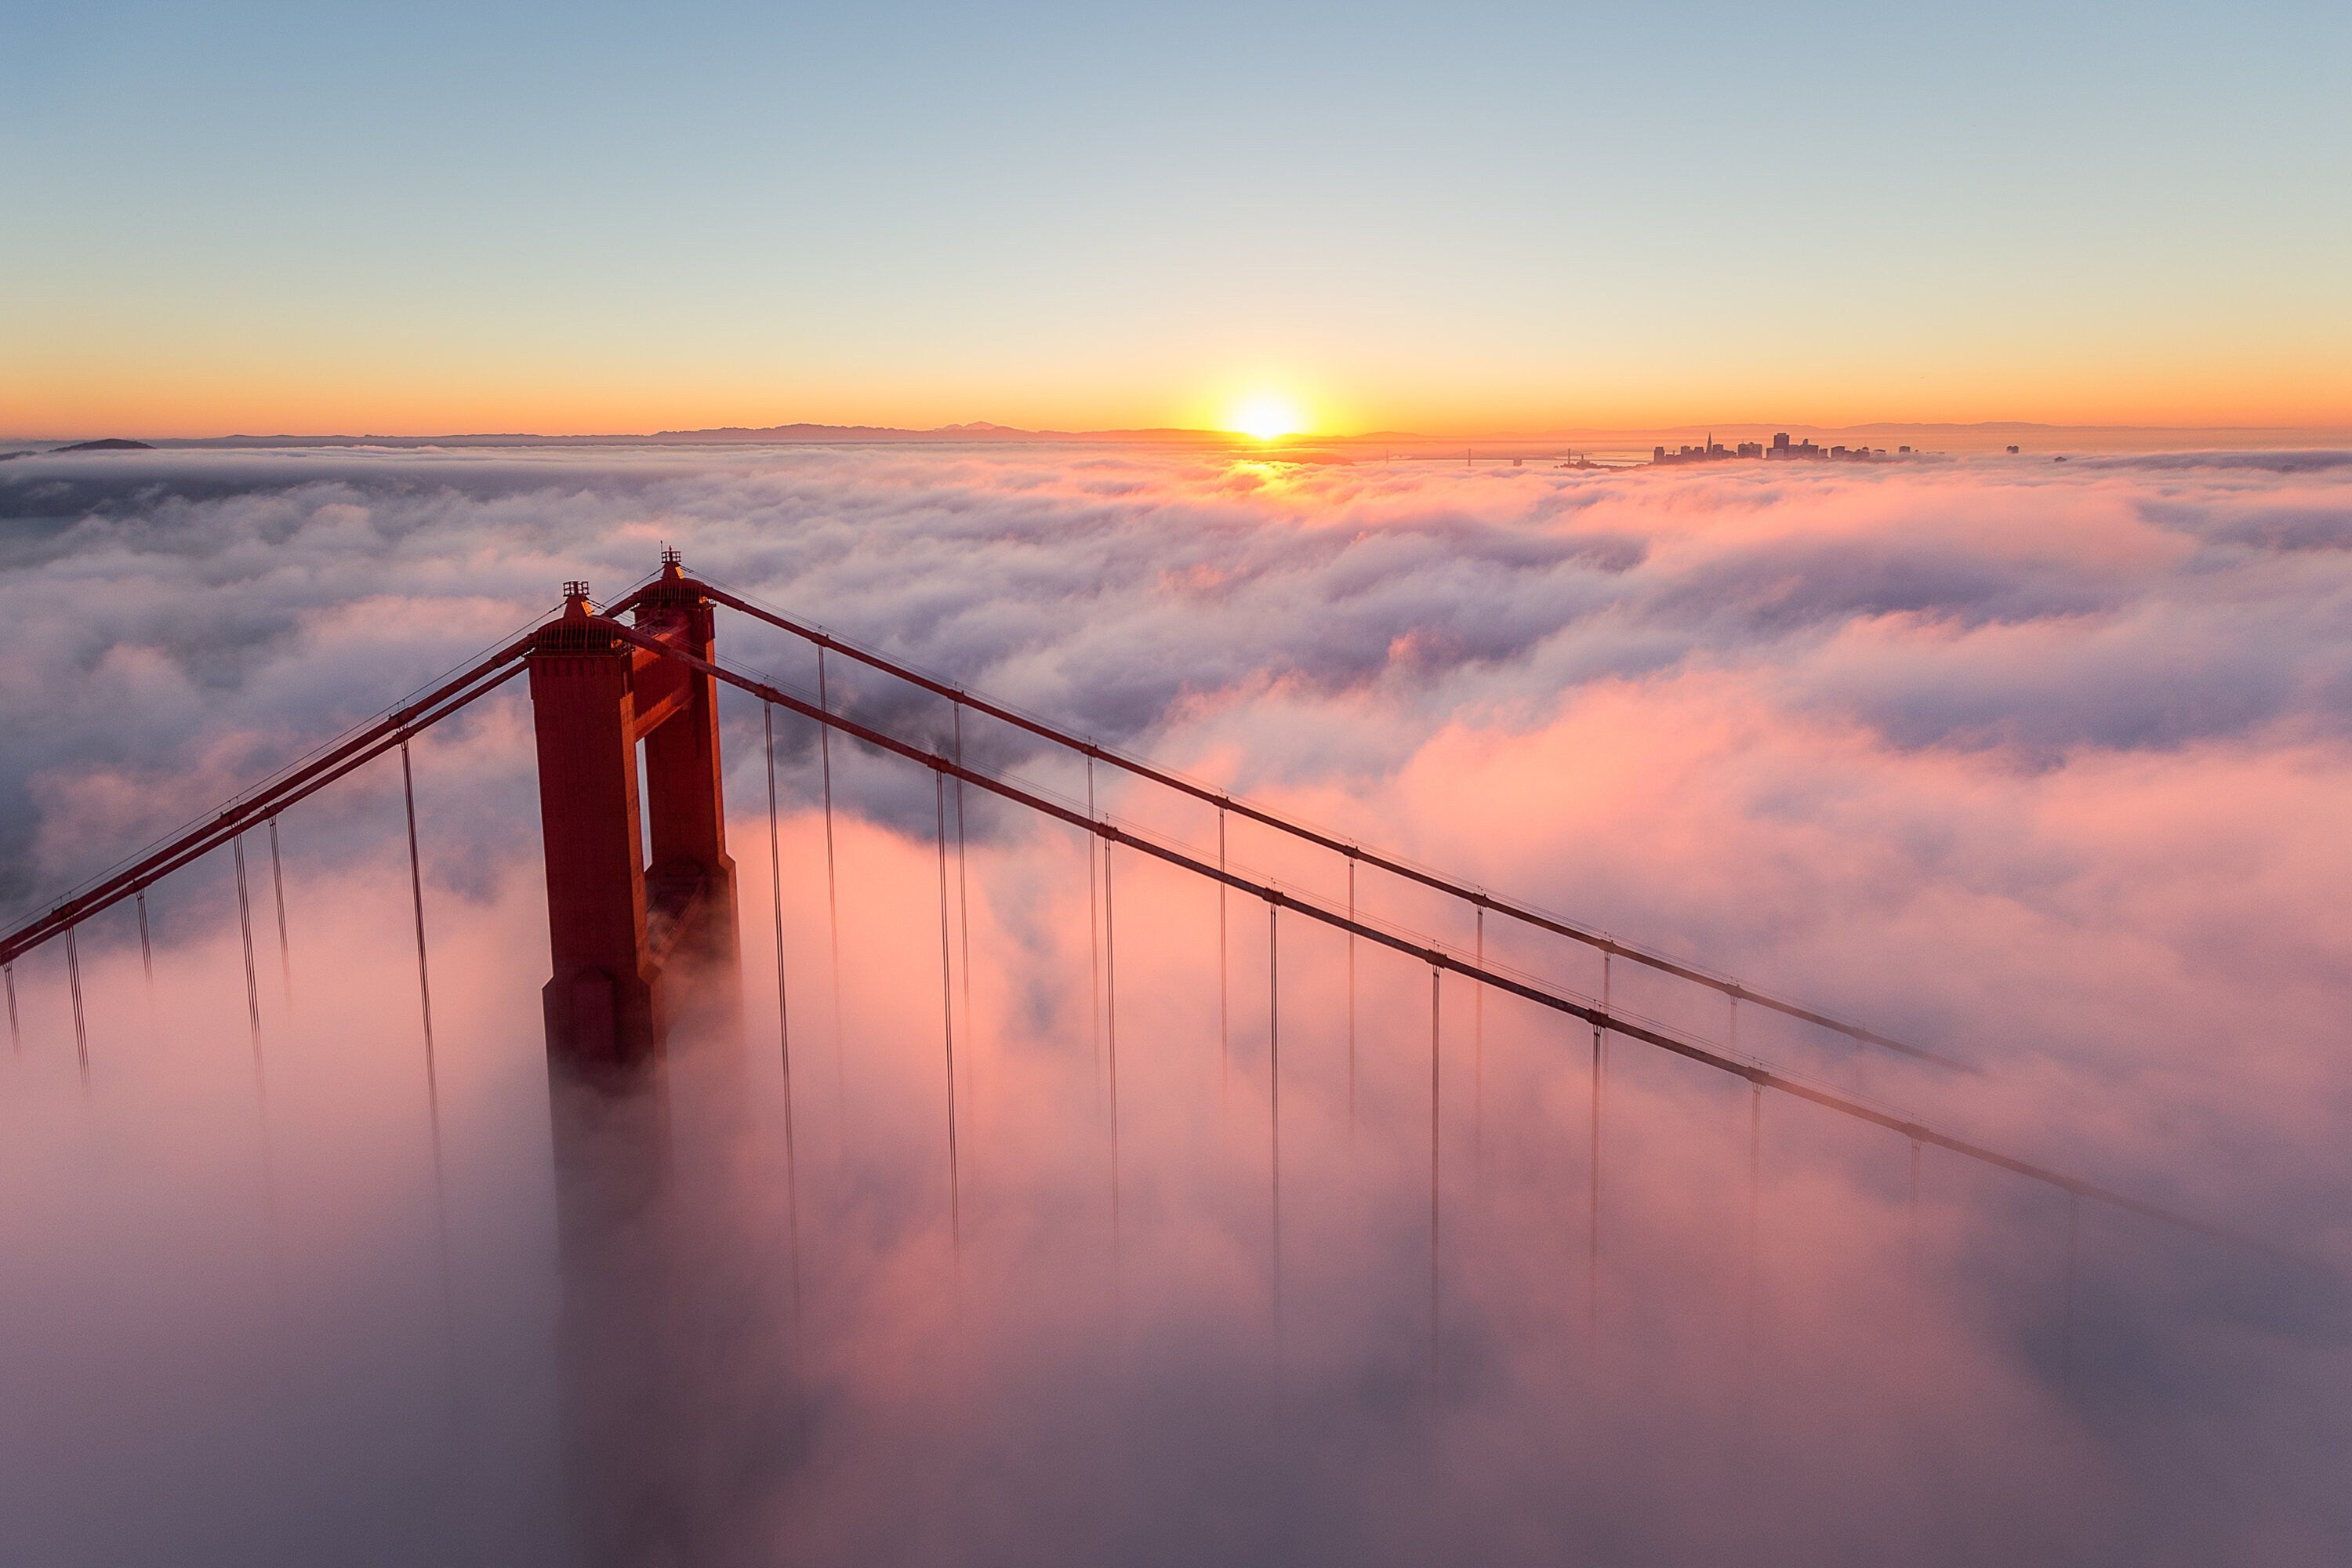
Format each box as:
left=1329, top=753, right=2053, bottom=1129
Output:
left=2, top=444, right=2348, bottom=1565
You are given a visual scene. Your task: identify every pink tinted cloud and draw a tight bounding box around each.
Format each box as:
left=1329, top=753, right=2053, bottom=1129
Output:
left=3, top=444, right=2350, bottom=1563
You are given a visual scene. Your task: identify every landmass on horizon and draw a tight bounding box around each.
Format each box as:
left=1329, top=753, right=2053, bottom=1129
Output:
left=5, top=419, right=2347, bottom=458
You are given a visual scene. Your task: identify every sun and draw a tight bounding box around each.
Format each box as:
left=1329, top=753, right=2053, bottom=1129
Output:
left=1229, top=394, right=1305, bottom=442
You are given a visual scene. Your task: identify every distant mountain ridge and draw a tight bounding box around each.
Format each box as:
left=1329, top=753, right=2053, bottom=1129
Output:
left=97, top=423, right=1250, bottom=451
left=640, top=421, right=1229, bottom=445
left=6, top=421, right=2345, bottom=456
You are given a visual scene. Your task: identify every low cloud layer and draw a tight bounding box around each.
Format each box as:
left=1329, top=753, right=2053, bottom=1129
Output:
left=2, top=444, right=2350, bottom=1564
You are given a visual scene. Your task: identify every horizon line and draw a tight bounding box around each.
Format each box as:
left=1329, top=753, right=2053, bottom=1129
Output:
left=10, top=416, right=2352, bottom=452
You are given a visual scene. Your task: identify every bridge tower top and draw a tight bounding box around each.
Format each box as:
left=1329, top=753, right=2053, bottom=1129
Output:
left=528, top=554, right=739, bottom=1078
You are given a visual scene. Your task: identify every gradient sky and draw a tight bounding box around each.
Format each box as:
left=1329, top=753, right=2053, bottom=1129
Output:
left=5, top=0, right=2348, bottom=437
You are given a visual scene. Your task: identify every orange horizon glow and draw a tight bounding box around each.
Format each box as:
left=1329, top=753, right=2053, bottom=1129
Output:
left=6, top=363, right=2352, bottom=444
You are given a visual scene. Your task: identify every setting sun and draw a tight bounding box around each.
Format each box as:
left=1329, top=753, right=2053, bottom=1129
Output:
left=1229, top=394, right=1305, bottom=441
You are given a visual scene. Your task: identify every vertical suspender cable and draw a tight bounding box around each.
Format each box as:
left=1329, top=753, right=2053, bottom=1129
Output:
left=1589, top=952, right=1608, bottom=1337
left=401, top=739, right=456, bottom=1316
left=1473, top=906, right=1484, bottom=1170
left=953, top=706, right=975, bottom=1128
left=136, top=888, right=154, bottom=1069
left=1908, top=1138, right=1922, bottom=1279
left=1346, top=856, right=1356, bottom=1134
left=1747, top=1083, right=1762, bottom=1358
left=4, top=960, right=18, bottom=1051
left=401, top=745, right=440, bottom=1093
left=65, top=927, right=89, bottom=1087
left=1268, top=900, right=1282, bottom=1352
left=232, top=834, right=263, bottom=1055
left=137, top=891, right=154, bottom=1000
left=1431, top=965, right=1443, bottom=1391
left=1218, top=808, right=1229, bottom=1108
left=233, top=829, right=271, bottom=1249
left=1105, top=839, right=1121, bottom=1261
left=817, top=647, right=845, bottom=1126
left=1087, top=757, right=1101, bottom=1104
left=764, top=704, right=802, bottom=1319
left=268, top=819, right=292, bottom=1011
left=934, top=772, right=963, bottom=1261
left=1737, top=984, right=1749, bottom=1342
left=237, top=829, right=280, bottom=1320
left=763, top=702, right=793, bottom=1076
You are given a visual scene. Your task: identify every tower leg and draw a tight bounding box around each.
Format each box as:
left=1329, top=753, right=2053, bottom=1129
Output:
left=529, top=630, right=664, bottom=1076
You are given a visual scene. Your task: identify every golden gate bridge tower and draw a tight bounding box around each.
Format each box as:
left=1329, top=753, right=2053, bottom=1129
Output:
left=528, top=550, right=740, bottom=1074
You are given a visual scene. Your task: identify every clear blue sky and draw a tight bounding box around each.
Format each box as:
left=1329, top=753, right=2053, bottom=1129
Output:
left=5, top=0, right=2346, bottom=434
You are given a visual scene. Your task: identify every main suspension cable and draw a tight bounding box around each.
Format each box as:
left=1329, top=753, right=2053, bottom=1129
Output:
left=696, top=580, right=1954, bottom=1070
left=618, top=622, right=2288, bottom=1263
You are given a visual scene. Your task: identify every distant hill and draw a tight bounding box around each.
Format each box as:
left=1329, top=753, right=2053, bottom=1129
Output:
left=9, top=423, right=2341, bottom=456
left=138, top=423, right=1246, bottom=450
left=640, top=422, right=1233, bottom=445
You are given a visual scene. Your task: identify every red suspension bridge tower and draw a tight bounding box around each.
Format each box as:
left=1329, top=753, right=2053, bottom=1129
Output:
left=528, top=552, right=739, bottom=1074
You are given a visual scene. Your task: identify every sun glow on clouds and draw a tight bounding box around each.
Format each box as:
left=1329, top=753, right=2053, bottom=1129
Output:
left=1228, top=393, right=1305, bottom=441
